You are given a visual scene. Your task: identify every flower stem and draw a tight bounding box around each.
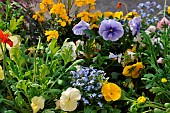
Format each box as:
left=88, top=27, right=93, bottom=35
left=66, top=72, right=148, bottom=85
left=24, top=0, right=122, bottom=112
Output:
left=164, top=0, right=167, bottom=17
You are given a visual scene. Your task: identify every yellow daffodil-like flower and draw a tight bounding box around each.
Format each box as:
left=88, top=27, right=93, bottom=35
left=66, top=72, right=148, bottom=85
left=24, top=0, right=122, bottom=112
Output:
left=74, top=0, right=86, bottom=7
left=31, top=96, right=45, bottom=113
left=124, top=12, right=139, bottom=20
left=113, top=11, right=123, bottom=19
left=137, top=96, right=146, bottom=104
left=161, top=78, right=167, bottom=83
left=45, top=30, right=59, bottom=42
left=39, top=3, right=48, bottom=13
left=57, top=20, right=66, bottom=27
left=0, top=66, right=4, bottom=80
left=86, top=0, right=95, bottom=4
left=101, top=82, right=121, bottom=101
left=122, top=62, right=144, bottom=78
left=168, top=6, right=170, bottom=14
left=59, top=87, right=81, bottom=111
left=77, top=10, right=90, bottom=22
left=32, top=11, right=44, bottom=23
left=42, top=0, right=54, bottom=5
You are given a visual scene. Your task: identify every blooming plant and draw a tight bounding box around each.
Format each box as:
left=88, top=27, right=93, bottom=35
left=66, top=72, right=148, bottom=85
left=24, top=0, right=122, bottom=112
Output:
left=1, top=0, right=170, bottom=113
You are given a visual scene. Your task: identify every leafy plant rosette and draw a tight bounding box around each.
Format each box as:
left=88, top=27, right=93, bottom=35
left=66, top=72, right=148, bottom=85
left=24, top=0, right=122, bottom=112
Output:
left=1, top=0, right=170, bottom=113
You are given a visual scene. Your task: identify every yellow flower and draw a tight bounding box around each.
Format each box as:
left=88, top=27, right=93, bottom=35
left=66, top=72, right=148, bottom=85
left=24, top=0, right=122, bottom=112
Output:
left=168, top=6, right=170, bottom=14
left=32, top=11, right=44, bottom=23
left=57, top=20, right=66, bottom=27
left=74, top=0, right=86, bottom=7
left=0, top=66, right=4, bottom=80
left=50, top=3, right=65, bottom=15
left=101, top=82, right=121, bottom=101
left=122, top=62, right=144, bottom=78
left=42, top=0, right=54, bottom=5
left=77, top=10, right=90, bottom=22
left=137, top=96, right=146, bottom=104
left=161, top=78, right=167, bottom=83
left=114, top=11, right=123, bottom=19
left=45, top=30, right=59, bottom=42
left=86, top=0, right=95, bottom=4
left=39, top=3, right=48, bottom=13
left=124, top=12, right=139, bottom=20
left=31, top=96, right=45, bottom=113
left=104, top=12, right=114, bottom=18
left=59, top=87, right=81, bottom=111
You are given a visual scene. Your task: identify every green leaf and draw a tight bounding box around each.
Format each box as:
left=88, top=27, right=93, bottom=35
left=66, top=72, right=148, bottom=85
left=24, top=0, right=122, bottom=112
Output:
left=84, top=106, right=93, bottom=113
left=150, top=87, right=164, bottom=93
left=112, top=109, right=121, bottom=113
left=16, top=80, right=27, bottom=92
left=4, top=110, right=17, bottom=113
left=83, top=29, right=96, bottom=38
left=9, top=16, right=24, bottom=32
left=154, top=108, right=166, bottom=113
left=164, top=103, right=170, bottom=108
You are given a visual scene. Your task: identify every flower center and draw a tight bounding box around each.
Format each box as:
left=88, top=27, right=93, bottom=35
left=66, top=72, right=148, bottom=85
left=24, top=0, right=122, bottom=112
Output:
left=110, top=29, right=113, bottom=32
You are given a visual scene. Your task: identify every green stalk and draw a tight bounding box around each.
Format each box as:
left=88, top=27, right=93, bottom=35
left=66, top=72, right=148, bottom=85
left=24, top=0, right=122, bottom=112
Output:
left=164, top=0, right=167, bottom=17
left=0, top=43, right=14, bottom=101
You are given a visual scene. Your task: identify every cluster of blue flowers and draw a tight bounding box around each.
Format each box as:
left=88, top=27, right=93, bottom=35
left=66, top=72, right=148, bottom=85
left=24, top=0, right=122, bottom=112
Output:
left=132, top=1, right=162, bottom=25
left=70, top=66, right=106, bottom=107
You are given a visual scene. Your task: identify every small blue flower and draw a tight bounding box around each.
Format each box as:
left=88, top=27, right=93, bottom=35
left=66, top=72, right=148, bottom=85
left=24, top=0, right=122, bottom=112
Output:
left=99, top=19, right=124, bottom=41
left=129, top=16, right=141, bottom=35
left=72, top=20, right=90, bottom=35
left=98, top=102, right=103, bottom=107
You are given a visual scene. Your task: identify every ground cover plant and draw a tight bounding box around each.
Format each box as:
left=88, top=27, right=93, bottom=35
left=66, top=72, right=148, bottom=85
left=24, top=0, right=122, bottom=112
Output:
left=0, top=0, right=170, bottom=113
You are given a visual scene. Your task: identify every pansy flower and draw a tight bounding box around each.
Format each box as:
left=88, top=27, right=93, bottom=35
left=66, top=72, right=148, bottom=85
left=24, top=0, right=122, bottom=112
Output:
left=59, top=87, right=81, bottom=111
left=72, top=20, right=90, bottom=35
left=99, top=19, right=124, bottom=41
left=129, top=16, right=141, bottom=35
left=101, top=82, right=121, bottom=101
left=0, top=30, right=13, bottom=47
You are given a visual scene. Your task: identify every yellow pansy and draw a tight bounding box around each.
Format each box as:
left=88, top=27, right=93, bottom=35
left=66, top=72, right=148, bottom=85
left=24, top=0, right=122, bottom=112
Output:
left=124, top=12, right=139, bottom=20
left=31, top=96, right=45, bottom=113
left=114, top=11, right=123, bottom=19
left=45, top=30, right=59, bottom=42
left=122, top=62, right=144, bottom=78
left=104, top=12, right=114, bottom=18
left=137, top=96, right=146, bottom=104
left=0, top=66, right=4, bottom=80
left=101, top=82, right=121, bottom=101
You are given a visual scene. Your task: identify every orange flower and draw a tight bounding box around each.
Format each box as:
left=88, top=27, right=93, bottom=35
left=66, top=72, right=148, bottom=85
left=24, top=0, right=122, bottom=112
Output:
left=168, top=6, right=170, bottom=14
left=117, top=2, right=122, bottom=9
left=101, top=82, right=121, bottom=101
left=0, top=30, right=13, bottom=47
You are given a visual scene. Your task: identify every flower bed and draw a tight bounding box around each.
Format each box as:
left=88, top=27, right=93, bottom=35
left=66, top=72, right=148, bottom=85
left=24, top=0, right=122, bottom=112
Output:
left=0, top=0, right=170, bottom=113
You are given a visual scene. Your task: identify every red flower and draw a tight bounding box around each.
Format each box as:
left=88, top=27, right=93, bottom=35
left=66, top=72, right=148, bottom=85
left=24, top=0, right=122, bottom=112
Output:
left=117, top=2, right=122, bottom=9
left=0, top=30, right=13, bottom=47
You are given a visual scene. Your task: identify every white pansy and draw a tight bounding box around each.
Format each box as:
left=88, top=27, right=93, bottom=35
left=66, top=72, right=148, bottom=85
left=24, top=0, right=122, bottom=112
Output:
left=31, top=96, right=45, bottom=113
left=0, top=66, right=4, bottom=80
left=59, top=87, right=81, bottom=111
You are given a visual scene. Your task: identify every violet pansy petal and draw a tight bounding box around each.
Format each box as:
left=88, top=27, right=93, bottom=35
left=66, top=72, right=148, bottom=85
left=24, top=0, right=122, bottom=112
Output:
left=99, top=19, right=124, bottom=41
left=72, top=20, right=90, bottom=35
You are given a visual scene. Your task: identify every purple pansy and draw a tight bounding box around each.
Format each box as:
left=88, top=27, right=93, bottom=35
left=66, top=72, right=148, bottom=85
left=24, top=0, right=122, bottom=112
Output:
left=129, top=16, right=141, bottom=35
left=99, top=19, right=124, bottom=41
left=72, top=20, right=90, bottom=35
